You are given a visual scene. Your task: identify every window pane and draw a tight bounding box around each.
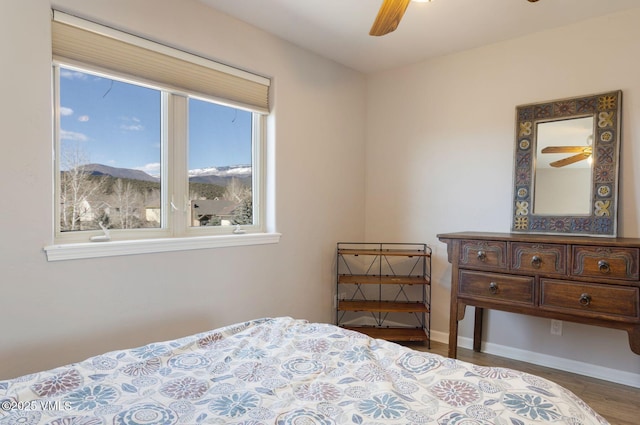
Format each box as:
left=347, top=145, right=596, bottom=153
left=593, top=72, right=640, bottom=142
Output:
left=188, top=98, right=253, bottom=227
left=57, top=67, right=162, bottom=232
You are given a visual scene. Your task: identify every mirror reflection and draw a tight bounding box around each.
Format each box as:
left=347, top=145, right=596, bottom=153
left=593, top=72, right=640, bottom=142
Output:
left=534, top=117, right=593, bottom=215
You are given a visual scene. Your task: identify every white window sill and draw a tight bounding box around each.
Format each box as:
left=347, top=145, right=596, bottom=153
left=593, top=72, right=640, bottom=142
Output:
left=43, top=232, right=281, bottom=262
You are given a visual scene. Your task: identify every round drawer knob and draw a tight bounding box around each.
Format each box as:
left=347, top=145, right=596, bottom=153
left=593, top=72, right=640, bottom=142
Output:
left=489, top=282, right=498, bottom=294
left=477, top=250, right=487, bottom=262
left=579, top=293, right=592, bottom=306
left=598, top=260, right=610, bottom=274
left=531, top=255, right=542, bottom=268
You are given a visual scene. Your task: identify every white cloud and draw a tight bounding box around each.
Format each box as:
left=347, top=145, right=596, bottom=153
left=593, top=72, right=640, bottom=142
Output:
left=78, top=115, right=89, bottom=122
left=136, top=162, right=161, bottom=177
left=60, top=69, right=88, bottom=80
left=60, top=107, right=74, bottom=116
left=120, top=124, right=144, bottom=131
left=60, top=129, right=89, bottom=142
left=120, top=116, right=144, bottom=131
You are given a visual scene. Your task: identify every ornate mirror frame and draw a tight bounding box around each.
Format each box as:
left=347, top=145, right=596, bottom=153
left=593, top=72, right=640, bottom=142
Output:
left=511, top=90, right=622, bottom=236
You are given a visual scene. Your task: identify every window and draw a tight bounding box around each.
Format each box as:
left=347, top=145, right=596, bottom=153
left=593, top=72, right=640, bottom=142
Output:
left=46, top=11, right=276, bottom=261
left=188, top=98, right=255, bottom=230
left=57, top=67, right=162, bottom=234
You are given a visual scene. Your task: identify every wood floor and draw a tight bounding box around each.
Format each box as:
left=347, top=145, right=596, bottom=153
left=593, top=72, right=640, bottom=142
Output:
left=406, top=341, right=640, bottom=425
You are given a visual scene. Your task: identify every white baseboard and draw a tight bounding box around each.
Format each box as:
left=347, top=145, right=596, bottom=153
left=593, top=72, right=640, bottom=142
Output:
left=428, top=330, right=640, bottom=389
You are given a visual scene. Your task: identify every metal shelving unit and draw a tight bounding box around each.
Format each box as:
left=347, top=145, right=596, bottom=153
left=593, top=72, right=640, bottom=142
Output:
left=336, top=242, right=431, bottom=344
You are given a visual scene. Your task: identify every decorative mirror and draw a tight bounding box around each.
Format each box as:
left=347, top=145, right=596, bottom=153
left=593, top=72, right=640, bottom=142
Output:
left=511, top=90, right=622, bottom=236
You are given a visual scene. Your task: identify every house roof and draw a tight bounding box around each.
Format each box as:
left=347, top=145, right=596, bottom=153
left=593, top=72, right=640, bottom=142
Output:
left=192, top=199, right=240, bottom=217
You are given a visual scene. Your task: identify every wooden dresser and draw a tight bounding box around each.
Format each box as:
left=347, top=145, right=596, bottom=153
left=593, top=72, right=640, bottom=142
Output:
left=437, top=232, right=640, bottom=358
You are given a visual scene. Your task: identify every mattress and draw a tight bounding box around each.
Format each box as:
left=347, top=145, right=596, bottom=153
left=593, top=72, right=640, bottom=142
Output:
left=0, top=317, right=608, bottom=424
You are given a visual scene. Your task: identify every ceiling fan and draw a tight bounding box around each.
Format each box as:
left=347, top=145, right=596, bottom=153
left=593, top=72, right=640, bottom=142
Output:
left=370, top=0, right=540, bottom=36
left=541, top=145, right=593, bottom=168
left=541, top=131, right=593, bottom=168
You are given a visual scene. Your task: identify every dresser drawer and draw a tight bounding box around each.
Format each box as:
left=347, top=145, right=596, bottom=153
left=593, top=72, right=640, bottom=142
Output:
left=572, top=246, right=639, bottom=281
left=459, top=270, right=534, bottom=305
left=511, top=242, right=566, bottom=275
left=459, top=240, right=507, bottom=270
left=540, top=279, right=639, bottom=321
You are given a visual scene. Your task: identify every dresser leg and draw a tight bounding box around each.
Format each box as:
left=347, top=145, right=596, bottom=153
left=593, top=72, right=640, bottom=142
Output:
left=628, top=326, right=640, bottom=355
left=473, top=307, right=483, bottom=352
left=448, top=303, right=460, bottom=358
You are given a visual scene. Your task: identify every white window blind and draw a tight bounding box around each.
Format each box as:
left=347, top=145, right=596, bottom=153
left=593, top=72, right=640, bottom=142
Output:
left=52, top=11, right=270, bottom=113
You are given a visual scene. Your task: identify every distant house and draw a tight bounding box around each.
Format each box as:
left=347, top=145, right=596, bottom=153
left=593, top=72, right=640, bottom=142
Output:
left=191, top=199, right=240, bottom=226
left=145, top=206, right=161, bottom=223
left=75, top=200, right=110, bottom=228
left=77, top=199, right=95, bottom=224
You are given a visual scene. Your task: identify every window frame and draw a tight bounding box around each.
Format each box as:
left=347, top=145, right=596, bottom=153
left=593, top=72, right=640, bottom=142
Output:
left=45, top=12, right=278, bottom=261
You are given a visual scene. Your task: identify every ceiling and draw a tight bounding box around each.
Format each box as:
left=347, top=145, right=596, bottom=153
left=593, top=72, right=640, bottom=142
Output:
left=198, top=0, right=640, bottom=74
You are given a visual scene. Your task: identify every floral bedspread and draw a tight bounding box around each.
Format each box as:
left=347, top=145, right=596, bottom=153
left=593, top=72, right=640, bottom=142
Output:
left=0, top=317, right=609, bottom=424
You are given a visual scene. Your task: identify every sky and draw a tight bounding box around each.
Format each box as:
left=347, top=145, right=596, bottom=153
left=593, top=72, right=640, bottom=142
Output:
left=58, top=67, right=252, bottom=177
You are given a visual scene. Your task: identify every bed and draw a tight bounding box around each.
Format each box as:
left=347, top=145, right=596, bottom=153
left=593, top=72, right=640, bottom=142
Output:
left=0, top=317, right=608, bottom=425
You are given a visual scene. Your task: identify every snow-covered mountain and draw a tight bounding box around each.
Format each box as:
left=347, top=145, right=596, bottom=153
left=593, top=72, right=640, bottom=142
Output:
left=81, top=163, right=251, bottom=186
left=188, top=165, right=252, bottom=178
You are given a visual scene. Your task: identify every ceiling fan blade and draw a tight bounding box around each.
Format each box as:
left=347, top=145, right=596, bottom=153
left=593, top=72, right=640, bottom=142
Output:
left=370, top=0, right=412, bottom=36
left=549, top=152, right=591, bottom=168
left=541, top=146, right=589, bottom=154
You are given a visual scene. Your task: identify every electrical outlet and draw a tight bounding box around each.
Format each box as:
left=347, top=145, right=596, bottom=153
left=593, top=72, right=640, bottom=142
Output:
left=550, top=319, right=563, bottom=336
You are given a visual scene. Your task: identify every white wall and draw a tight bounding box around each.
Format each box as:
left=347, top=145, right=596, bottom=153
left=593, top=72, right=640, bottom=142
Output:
left=0, top=0, right=366, bottom=379
left=534, top=167, right=591, bottom=215
left=2, top=0, right=639, bottom=386
left=366, top=9, right=640, bottom=383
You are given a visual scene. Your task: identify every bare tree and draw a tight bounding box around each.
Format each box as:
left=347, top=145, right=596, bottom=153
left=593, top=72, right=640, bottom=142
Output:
left=143, top=187, right=162, bottom=227
left=59, top=145, right=106, bottom=231
left=223, top=177, right=253, bottom=225
left=110, top=178, right=143, bottom=229
left=223, top=177, right=251, bottom=203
